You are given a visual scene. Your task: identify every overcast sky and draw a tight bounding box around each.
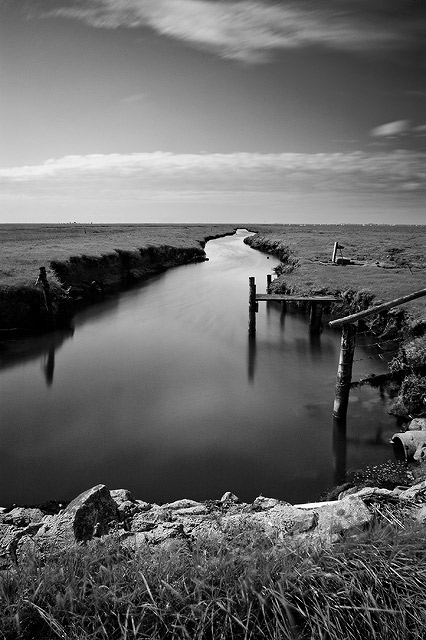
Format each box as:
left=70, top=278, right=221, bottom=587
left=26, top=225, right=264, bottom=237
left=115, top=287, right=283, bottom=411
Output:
left=1, top=0, right=425, bottom=223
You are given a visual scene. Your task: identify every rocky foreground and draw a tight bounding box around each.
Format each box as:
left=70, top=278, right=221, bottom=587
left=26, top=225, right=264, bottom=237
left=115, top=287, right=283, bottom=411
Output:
left=2, top=480, right=426, bottom=570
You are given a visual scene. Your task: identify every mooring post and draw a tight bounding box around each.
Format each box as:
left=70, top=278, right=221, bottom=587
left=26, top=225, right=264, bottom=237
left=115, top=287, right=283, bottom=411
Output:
left=333, top=322, right=357, bottom=419
left=36, top=266, right=54, bottom=326
left=248, top=277, right=257, bottom=335
left=309, top=302, right=323, bottom=333
left=266, top=274, right=272, bottom=293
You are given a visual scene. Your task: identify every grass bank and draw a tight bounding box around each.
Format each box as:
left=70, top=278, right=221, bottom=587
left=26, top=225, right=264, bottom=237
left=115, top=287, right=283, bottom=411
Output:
left=244, top=224, right=426, bottom=419
left=0, top=224, right=238, bottom=332
left=1, top=515, right=426, bottom=639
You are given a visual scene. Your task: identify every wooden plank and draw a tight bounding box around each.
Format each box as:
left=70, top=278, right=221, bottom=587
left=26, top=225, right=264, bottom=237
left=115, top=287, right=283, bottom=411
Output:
left=256, top=294, right=340, bottom=302
left=329, top=287, right=426, bottom=328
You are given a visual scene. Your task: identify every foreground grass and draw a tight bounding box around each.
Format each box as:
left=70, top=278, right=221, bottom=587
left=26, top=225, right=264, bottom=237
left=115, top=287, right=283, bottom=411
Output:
left=1, top=517, right=426, bottom=639
left=0, top=224, right=238, bottom=288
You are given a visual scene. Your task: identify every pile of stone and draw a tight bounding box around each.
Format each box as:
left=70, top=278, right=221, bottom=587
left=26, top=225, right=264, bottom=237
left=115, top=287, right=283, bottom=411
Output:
left=2, top=481, right=426, bottom=569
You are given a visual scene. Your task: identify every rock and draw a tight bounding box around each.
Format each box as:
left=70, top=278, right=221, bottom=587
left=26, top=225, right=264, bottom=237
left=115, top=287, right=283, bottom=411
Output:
left=163, top=499, right=204, bottom=511
left=398, top=479, right=426, bottom=501
left=0, top=522, right=44, bottom=566
left=414, top=443, right=426, bottom=463
left=0, top=507, right=44, bottom=527
left=339, top=487, right=398, bottom=502
left=35, top=484, right=119, bottom=548
left=110, top=488, right=144, bottom=520
left=302, top=496, right=373, bottom=543
left=136, top=500, right=153, bottom=512
left=124, top=523, right=188, bottom=548
left=412, top=505, right=426, bottom=524
left=251, top=496, right=285, bottom=511
left=226, top=504, right=317, bottom=539
left=408, top=418, right=426, bottom=431
left=110, top=488, right=136, bottom=503
left=221, top=492, right=239, bottom=503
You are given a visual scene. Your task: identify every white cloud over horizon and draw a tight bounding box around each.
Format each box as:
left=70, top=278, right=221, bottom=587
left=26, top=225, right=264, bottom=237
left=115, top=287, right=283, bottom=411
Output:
left=39, top=0, right=424, bottom=62
left=370, top=120, right=411, bottom=138
left=1, top=151, right=425, bottom=202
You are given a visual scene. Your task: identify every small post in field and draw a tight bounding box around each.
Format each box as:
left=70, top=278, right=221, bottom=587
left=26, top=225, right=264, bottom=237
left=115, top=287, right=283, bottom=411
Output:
left=333, top=322, right=357, bottom=419
left=248, top=277, right=257, bottom=335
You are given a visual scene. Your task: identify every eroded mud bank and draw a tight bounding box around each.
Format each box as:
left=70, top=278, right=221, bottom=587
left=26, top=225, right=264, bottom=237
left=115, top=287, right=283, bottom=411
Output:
left=0, top=244, right=206, bottom=334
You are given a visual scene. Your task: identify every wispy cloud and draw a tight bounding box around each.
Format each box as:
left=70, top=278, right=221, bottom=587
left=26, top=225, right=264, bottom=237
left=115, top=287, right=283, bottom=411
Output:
left=370, top=120, right=426, bottom=139
left=38, top=0, right=425, bottom=62
left=370, top=120, right=411, bottom=138
left=120, top=92, right=148, bottom=104
left=1, top=151, right=425, bottom=199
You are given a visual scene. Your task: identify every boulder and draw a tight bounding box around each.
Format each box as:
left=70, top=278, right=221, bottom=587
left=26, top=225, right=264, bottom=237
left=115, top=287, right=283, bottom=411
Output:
left=224, top=504, right=317, bottom=539
left=35, top=484, right=119, bottom=549
left=300, top=496, right=373, bottom=543
left=110, top=488, right=147, bottom=520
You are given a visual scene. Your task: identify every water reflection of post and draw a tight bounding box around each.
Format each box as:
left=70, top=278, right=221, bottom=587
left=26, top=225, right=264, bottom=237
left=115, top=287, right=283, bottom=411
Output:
left=333, top=417, right=347, bottom=486
left=309, top=329, right=322, bottom=356
left=247, top=334, right=257, bottom=384
left=43, top=343, right=55, bottom=387
left=280, top=302, right=286, bottom=329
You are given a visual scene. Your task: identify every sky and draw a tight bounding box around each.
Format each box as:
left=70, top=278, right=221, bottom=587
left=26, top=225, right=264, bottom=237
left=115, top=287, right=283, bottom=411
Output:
left=0, top=0, right=425, bottom=224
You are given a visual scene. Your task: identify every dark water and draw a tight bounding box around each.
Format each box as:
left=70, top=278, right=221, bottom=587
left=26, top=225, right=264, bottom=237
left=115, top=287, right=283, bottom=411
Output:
left=0, top=230, right=398, bottom=506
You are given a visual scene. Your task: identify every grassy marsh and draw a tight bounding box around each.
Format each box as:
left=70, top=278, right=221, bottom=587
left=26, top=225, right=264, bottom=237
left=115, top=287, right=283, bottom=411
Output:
left=247, top=224, right=426, bottom=325
left=0, top=224, right=238, bottom=289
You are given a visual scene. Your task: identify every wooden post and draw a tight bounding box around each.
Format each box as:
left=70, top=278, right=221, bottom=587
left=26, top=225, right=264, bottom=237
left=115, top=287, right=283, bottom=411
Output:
left=309, top=302, right=323, bottom=333
left=248, top=277, right=257, bottom=335
left=266, top=274, right=272, bottom=293
left=333, top=323, right=357, bottom=419
left=332, top=242, right=339, bottom=263
left=36, top=266, right=54, bottom=327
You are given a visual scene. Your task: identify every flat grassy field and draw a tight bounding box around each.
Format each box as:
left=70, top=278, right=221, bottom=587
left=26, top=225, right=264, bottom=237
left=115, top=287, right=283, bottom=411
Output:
left=1, top=223, right=425, bottom=323
left=0, top=223, right=238, bottom=288
left=249, top=224, right=426, bottom=325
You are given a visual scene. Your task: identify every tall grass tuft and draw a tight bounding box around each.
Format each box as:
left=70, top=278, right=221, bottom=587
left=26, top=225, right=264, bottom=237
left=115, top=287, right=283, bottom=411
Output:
left=2, top=517, right=426, bottom=639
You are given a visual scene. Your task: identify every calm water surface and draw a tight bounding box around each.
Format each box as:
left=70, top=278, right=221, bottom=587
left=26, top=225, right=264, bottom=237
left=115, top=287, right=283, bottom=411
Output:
left=0, top=230, right=398, bottom=506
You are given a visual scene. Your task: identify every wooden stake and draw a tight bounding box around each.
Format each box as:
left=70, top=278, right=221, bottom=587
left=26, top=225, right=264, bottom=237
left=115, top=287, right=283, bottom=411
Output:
left=332, top=242, right=339, bottom=263
left=248, top=277, right=257, bottom=335
left=333, top=323, right=357, bottom=419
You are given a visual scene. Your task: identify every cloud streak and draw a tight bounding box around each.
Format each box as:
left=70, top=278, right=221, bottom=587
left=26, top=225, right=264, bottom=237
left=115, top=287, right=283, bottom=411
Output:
left=39, top=0, right=425, bottom=62
left=1, top=151, right=425, bottom=199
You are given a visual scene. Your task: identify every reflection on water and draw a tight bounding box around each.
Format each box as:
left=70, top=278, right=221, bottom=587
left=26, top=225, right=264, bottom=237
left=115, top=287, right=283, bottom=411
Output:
left=0, top=230, right=398, bottom=506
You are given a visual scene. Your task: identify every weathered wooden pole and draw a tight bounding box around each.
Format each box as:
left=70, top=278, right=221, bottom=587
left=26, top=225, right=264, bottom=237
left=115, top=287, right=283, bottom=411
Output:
left=36, top=266, right=54, bottom=326
left=248, top=277, right=257, bottom=335
left=332, top=242, right=339, bottom=263
left=333, top=322, right=357, bottom=419
left=266, top=274, right=272, bottom=293
left=309, top=302, right=323, bottom=333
